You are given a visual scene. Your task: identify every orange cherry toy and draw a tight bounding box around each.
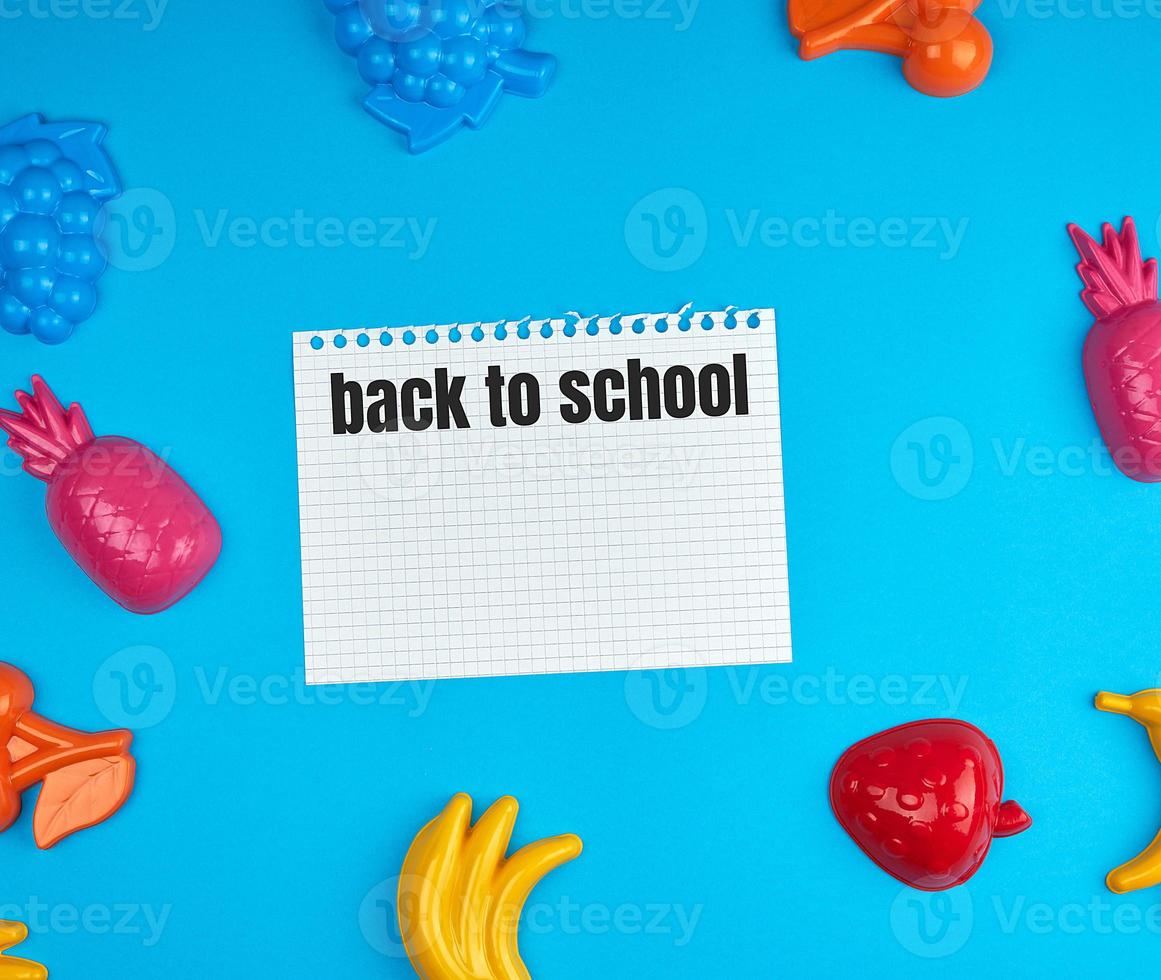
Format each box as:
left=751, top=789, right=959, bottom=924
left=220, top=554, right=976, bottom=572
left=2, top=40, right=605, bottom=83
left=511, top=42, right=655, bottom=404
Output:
left=0, top=662, right=135, bottom=849
left=789, top=0, right=993, bottom=97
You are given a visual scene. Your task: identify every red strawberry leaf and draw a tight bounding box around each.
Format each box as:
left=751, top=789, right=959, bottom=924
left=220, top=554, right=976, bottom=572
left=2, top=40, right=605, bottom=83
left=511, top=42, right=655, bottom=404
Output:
left=33, top=753, right=135, bottom=849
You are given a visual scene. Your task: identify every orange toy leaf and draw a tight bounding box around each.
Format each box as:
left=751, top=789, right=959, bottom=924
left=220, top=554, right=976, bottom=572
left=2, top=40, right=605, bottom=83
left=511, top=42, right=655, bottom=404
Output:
left=32, top=754, right=135, bottom=849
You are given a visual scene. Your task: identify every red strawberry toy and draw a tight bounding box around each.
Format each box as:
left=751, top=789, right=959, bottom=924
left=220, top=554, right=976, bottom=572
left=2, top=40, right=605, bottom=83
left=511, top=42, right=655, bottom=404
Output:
left=830, top=720, right=1031, bottom=890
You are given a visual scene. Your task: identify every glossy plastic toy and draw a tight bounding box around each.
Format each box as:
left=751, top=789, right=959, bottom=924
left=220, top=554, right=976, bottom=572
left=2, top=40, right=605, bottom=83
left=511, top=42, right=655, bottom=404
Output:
left=1068, top=217, right=1161, bottom=482
left=0, top=922, right=46, bottom=980
left=326, top=0, right=556, bottom=153
left=1094, top=689, right=1161, bottom=893
left=398, top=794, right=582, bottom=980
left=788, top=0, right=993, bottom=97
left=0, top=662, right=135, bottom=850
left=830, top=720, right=1031, bottom=890
left=0, top=376, right=221, bottom=615
left=0, top=114, right=120, bottom=344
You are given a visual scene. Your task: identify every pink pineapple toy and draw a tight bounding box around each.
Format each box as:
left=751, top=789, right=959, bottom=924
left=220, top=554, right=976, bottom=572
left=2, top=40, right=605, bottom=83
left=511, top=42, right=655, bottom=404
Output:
left=1069, top=216, right=1161, bottom=482
left=0, top=376, right=221, bottom=613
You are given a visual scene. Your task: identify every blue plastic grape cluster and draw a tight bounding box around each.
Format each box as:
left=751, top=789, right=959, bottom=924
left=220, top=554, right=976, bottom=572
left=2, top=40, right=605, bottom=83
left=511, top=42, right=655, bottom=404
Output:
left=0, top=115, right=121, bottom=345
left=326, top=0, right=556, bottom=153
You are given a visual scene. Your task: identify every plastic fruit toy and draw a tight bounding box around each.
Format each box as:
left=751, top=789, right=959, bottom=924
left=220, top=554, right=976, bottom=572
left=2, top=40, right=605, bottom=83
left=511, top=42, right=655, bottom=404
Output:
left=326, top=0, right=556, bottom=153
left=1094, top=689, right=1161, bottom=893
left=788, top=0, right=993, bottom=97
left=830, top=720, right=1031, bottom=890
left=0, top=662, right=135, bottom=850
left=0, top=114, right=121, bottom=344
left=0, top=922, right=46, bottom=979
left=0, top=376, right=221, bottom=614
left=1068, top=216, right=1161, bottom=482
left=398, top=794, right=582, bottom=980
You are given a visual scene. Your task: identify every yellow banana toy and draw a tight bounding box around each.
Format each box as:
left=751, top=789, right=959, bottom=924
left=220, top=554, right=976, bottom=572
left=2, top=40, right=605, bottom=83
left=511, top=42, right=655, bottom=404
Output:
left=398, top=794, right=582, bottom=980
left=1096, top=689, right=1161, bottom=894
left=0, top=922, right=46, bottom=980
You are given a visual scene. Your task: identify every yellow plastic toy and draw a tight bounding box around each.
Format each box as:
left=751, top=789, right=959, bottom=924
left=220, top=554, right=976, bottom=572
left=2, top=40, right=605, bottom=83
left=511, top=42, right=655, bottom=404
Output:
left=0, top=922, right=46, bottom=979
left=397, top=794, right=582, bottom=980
left=1096, top=689, right=1161, bottom=894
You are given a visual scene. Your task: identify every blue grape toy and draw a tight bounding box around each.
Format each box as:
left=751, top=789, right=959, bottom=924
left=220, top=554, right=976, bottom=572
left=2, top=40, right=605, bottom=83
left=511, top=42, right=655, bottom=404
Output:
left=326, top=0, right=556, bottom=153
left=0, top=115, right=121, bottom=345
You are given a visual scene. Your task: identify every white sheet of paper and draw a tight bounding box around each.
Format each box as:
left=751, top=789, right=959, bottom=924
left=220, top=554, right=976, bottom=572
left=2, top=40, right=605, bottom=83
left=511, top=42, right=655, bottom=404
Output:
left=293, top=307, right=791, bottom=683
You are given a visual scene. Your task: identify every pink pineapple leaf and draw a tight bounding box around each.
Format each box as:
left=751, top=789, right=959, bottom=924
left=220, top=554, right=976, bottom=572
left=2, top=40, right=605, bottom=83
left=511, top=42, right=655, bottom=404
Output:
left=1068, top=216, right=1160, bottom=319
left=0, top=376, right=94, bottom=482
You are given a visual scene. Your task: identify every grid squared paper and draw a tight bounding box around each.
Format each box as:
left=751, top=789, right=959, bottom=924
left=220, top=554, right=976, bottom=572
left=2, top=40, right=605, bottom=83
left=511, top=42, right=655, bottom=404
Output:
left=292, top=308, right=791, bottom=684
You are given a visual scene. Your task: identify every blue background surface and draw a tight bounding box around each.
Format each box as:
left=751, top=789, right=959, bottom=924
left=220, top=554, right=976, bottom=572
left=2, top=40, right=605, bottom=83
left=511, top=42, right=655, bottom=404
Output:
left=2, top=1, right=1161, bottom=976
